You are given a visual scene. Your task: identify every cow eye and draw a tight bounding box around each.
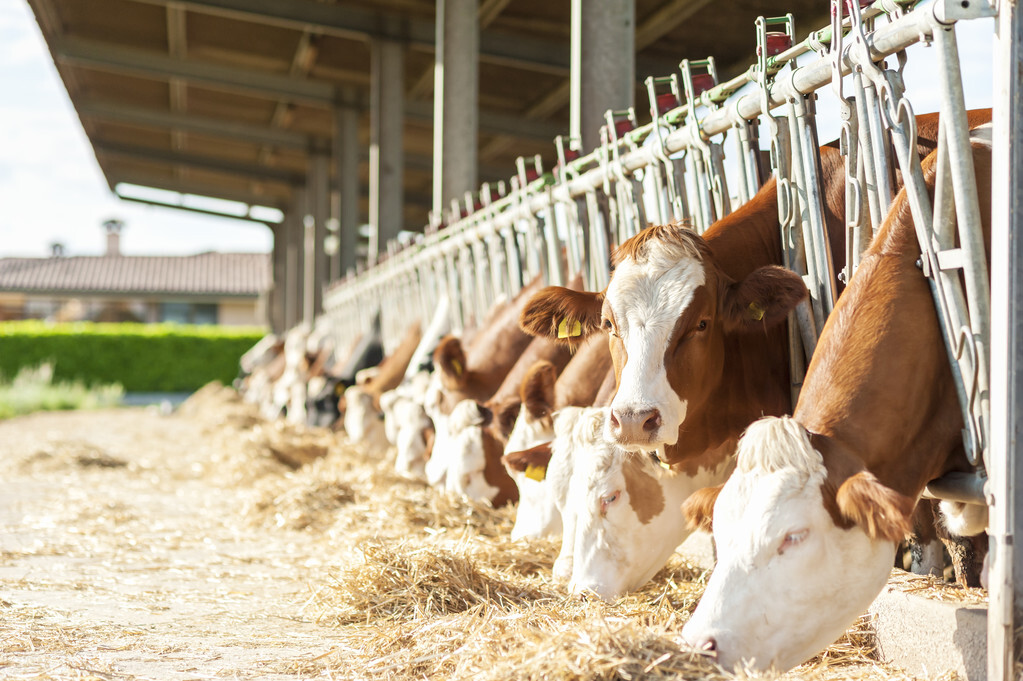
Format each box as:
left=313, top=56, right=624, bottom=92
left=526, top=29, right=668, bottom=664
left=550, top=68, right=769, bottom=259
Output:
left=602, top=318, right=613, bottom=331
left=778, top=529, right=809, bottom=555
left=696, top=320, right=708, bottom=331
left=600, top=490, right=620, bottom=515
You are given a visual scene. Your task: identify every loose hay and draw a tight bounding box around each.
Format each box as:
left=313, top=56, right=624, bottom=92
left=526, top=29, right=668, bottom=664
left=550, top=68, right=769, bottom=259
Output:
left=0, top=387, right=986, bottom=681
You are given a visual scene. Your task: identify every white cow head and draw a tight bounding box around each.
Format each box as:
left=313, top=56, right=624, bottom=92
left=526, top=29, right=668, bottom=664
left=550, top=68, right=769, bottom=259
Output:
left=681, top=416, right=913, bottom=672
left=502, top=440, right=560, bottom=541
left=342, top=385, right=386, bottom=450
left=553, top=407, right=731, bottom=600
left=444, top=399, right=501, bottom=502
left=393, top=398, right=432, bottom=480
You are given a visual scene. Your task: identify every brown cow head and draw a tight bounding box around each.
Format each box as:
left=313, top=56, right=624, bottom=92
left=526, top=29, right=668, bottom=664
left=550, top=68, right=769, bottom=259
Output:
left=520, top=223, right=806, bottom=453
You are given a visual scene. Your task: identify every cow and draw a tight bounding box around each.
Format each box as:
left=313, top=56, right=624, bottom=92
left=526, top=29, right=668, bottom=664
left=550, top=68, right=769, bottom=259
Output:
left=501, top=335, right=613, bottom=539
left=518, top=110, right=991, bottom=469
left=422, top=276, right=544, bottom=487
left=305, top=313, right=385, bottom=428
left=442, top=328, right=576, bottom=505
left=679, top=132, right=993, bottom=673
left=343, top=320, right=423, bottom=448
left=525, top=406, right=732, bottom=600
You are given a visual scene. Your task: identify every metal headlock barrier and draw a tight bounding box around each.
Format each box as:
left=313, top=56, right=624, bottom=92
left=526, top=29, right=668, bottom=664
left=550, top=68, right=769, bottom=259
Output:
left=321, top=0, right=1020, bottom=675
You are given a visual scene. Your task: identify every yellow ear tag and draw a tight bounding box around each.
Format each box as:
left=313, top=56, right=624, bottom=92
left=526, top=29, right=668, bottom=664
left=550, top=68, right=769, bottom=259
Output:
left=748, top=301, right=766, bottom=321
left=451, top=359, right=463, bottom=376
left=335, top=382, right=345, bottom=397
left=557, top=318, right=582, bottom=339
left=524, top=464, right=547, bottom=481
left=651, top=451, right=672, bottom=470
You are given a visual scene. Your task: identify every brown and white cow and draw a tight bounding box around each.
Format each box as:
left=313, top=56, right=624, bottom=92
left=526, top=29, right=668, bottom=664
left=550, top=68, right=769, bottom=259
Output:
left=519, top=110, right=991, bottom=471
left=680, top=131, right=993, bottom=672
left=344, top=320, right=423, bottom=448
left=537, top=406, right=734, bottom=600
left=501, top=335, right=613, bottom=538
left=520, top=181, right=813, bottom=470
left=422, top=276, right=544, bottom=486
left=444, top=330, right=575, bottom=505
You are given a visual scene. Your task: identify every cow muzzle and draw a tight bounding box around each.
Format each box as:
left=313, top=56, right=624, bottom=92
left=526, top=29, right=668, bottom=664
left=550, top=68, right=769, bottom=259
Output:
left=607, top=407, right=661, bottom=445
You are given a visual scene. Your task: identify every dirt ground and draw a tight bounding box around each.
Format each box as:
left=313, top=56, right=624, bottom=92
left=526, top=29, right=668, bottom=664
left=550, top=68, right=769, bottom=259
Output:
left=0, top=404, right=344, bottom=680
left=0, top=388, right=976, bottom=681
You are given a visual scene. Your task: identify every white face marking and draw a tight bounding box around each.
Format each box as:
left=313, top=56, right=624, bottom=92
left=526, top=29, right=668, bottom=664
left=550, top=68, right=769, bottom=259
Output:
left=557, top=407, right=731, bottom=600
left=343, top=386, right=385, bottom=448
left=394, top=399, right=430, bottom=480
left=682, top=417, right=896, bottom=672
left=444, top=400, right=499, bottom=502
left=604, top=248, right=706, bottom=450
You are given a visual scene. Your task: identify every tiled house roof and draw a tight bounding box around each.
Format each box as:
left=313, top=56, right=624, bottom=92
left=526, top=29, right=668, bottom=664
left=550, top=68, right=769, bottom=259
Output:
left=0, top=252, right=270, bottom=297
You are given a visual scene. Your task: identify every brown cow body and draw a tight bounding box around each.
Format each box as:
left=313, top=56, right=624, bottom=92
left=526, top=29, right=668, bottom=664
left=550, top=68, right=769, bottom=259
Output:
left=681, top=130, right=993, bottom=672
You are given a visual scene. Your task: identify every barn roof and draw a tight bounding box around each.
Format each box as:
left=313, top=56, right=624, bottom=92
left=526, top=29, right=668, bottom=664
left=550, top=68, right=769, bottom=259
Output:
left=0, top=252, right=270, bottom=298
left=25, top=0, right=831, bottom=237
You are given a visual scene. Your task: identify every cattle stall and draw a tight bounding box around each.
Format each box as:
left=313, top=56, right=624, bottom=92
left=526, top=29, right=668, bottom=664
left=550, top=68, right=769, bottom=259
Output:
left=315, top=0, right=1020, bottom=677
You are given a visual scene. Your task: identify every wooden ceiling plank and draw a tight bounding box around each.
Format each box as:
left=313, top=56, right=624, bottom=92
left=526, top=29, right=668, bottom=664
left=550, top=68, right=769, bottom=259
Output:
left=636, top=0, right=715, bottom=50
left=123, top=0, right=571, bottom=74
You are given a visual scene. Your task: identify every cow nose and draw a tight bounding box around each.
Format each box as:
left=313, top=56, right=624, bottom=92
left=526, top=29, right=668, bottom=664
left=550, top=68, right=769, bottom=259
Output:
left=609, top=408, right=661, bottom=442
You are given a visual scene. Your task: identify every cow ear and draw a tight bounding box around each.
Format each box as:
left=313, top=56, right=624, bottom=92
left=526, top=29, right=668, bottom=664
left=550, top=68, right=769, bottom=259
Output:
left=520, top=286, right=604, bottom=346
left=433, top=335, right=468, bottom=388
left=520, top=360, right=557, bottom=419
left=682, top=484, right=724, bottom=532
left=830, top=471, right=915, bottom=543
left=502, top=441, right=554, bottom=478
left=722, top=265, right=807, bottom=331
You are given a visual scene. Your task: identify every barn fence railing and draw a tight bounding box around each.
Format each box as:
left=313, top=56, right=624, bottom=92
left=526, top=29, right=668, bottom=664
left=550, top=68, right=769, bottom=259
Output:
left=320, top=0, right=1017, bottom=675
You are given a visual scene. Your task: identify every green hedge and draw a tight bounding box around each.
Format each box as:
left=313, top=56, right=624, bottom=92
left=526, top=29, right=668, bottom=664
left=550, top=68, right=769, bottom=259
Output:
left=0, top=321, right=266, bottom=392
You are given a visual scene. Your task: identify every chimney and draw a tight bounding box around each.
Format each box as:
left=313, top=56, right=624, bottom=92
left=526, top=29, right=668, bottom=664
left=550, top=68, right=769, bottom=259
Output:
left=102, top=218, right=124, bottom=256
left=50, top=242, right=65, bottom=258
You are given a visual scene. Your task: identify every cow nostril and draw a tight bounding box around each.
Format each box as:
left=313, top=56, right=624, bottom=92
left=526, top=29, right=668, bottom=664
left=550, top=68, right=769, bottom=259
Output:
left=643, top=410, right=661, bottom=432
left=609, top=411, right=621, bottom=430
left=701, top=637, right=717, bottom=653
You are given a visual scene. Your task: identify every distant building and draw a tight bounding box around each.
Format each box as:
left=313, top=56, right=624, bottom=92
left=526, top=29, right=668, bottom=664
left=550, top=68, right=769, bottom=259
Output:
left=0, top=225, right=269, bottom=326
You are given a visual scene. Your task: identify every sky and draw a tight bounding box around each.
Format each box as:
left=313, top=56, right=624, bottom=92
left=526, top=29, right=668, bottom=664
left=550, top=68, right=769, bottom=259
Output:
left=0, top=2, right=996, bottom=259
left=0, top=1, right=274, bottom=257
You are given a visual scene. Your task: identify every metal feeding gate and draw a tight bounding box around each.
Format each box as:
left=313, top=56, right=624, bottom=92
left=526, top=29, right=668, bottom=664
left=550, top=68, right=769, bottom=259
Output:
left=322, top=0, right=1023, bottom=676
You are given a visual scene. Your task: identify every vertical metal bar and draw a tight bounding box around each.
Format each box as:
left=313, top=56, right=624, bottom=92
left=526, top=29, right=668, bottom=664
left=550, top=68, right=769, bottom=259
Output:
left=989, top=2, right=1023, bottom=677
left=935, top=24, right=992, bottom=463
left=542, top=189, right=567, bottom=286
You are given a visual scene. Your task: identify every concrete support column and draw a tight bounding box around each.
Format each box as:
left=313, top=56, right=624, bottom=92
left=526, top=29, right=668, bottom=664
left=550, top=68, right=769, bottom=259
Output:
left=369, top=37, right=405, bottom=266
left=283, top=200, right=304, bottom=330
left=307, top=149, right=330, bottom=321
left=334, top=105, right=360, bottom=278
left=432, top=0, right=478, bottom=216
left=570, top=0, right=635, bottom=153
left=269, top=224, right=287, bottom=333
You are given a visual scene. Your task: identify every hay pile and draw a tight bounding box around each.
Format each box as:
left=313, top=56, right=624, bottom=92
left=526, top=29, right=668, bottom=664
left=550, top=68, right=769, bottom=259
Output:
left=202, top=387, right=954, bottom=681
left=179, top=381, right=336, bottom=482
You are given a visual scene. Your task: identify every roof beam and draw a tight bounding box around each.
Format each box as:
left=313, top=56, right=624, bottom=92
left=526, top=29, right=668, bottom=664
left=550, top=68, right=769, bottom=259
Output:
left=635, top=0, right=716, bottom=50
left=55, top=35, right=338, bottom=104
left=124, top=0, right=571, bottom=74
left=95, top=140, right=306, bottom=184
left=95, top=138, right=509, bottom=186
left=58, top=37, right=563, bottom=141
left=79, top=100, right=318, bottom=149
left=404, top=100, right=564, bottom=143
left=116, top=193, right=279, bottom=225
left=107, top=171, right=289, bottom=208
